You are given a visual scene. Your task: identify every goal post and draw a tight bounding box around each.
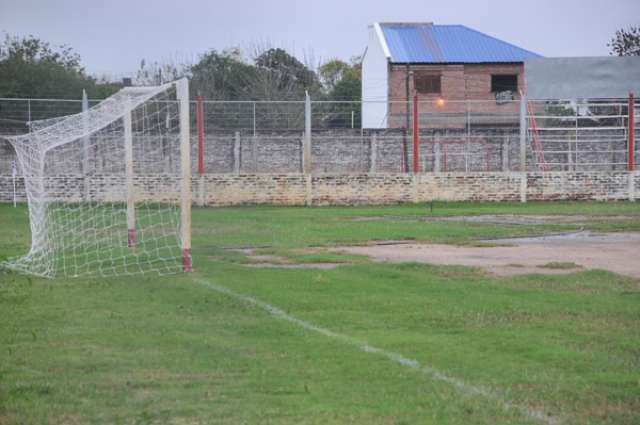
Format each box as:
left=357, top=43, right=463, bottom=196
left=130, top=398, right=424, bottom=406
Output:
left=177, top=77, right=192, bottom=272
left=1, top=78, right=193, bottom=278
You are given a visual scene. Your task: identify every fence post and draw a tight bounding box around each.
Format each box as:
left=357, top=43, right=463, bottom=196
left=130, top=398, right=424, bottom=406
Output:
left=253, top=102, right=256, bottom=137
left=501, top=138, right=510, bottom=171
left=370, top=133, right=377, bottom=173
left=629, top=93, right=635, bottom=172
left=197, top=95, right=204, bottom=175
left=233, top=131, right=241, bottom=174
left=27, top=99, right=32, bottom=131
left=303, top=92, right=312, bottom=175
left=519, top=93, right=528, bottom=203
left=519, top=93, right=527, bottom=173
left=434, top=143, right=441, bottom=173
left=413, top=95, right=419, bottom=173
left=304, top=92, right=312, bottom=206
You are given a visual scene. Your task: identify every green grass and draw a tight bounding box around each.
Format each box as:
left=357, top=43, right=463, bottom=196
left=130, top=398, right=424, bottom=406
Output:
left=1, top=201, right=640, bottom=424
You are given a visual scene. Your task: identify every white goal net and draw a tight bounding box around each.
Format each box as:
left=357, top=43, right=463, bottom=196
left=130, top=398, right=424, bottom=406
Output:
left=1, top=78, right=192, bottom=278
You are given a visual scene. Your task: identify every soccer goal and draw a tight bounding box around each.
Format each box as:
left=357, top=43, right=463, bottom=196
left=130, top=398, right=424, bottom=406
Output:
left=1, top=78, right=192, bottom=278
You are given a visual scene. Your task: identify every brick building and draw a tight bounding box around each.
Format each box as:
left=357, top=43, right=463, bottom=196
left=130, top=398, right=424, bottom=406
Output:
left=362, top=22, right=541, bottom=128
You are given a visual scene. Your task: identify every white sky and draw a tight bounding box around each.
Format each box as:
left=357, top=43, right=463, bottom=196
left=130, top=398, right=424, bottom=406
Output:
left=1, top=0, right=638, bottom=78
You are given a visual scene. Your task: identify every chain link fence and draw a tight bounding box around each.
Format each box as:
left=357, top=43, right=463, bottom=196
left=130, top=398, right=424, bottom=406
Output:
left=1, top=96, right=637, bottom=174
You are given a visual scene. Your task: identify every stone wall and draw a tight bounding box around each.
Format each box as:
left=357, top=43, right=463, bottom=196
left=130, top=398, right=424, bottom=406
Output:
left=2, top=171, right=638, bottom=206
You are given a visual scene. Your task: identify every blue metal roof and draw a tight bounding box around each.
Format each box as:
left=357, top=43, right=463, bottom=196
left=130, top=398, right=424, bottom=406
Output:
left=380, top=23, right=542, bottom=63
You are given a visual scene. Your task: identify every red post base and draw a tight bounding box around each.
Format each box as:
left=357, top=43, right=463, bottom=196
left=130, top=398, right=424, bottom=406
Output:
left=182, top=248, right=192, bottom=272
left=128, top=229, right=136, bottom=247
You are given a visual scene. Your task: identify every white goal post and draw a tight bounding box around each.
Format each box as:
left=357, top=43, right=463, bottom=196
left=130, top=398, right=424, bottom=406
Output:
left=1, top=78, right=192, bottom=278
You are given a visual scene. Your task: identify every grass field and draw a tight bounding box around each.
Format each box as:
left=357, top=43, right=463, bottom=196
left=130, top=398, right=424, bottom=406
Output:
left=1, top=201, right=640, bottom=424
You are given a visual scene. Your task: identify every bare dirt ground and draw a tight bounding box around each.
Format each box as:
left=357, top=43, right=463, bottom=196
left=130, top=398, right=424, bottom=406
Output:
left=335, top=231, right=640, bottom=278
left=238, top=248, right=341, bottom=269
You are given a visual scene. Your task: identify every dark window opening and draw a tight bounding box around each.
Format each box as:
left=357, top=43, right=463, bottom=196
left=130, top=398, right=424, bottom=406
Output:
left=414, top=73, right=441, bottom=94
left=491, top=74, right=518, bottom=92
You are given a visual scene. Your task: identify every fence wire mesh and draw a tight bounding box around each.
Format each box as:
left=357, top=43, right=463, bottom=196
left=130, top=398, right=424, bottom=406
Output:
left=1, top=96, right=638, bottom=174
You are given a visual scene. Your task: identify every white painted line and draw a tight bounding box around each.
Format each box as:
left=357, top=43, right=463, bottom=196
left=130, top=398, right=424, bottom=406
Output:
left=197, top=278, right=561, bottom=425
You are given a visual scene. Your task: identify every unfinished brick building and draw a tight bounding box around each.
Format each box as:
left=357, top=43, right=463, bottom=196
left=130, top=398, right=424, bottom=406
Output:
left=362, top=22, right=542, bottom=128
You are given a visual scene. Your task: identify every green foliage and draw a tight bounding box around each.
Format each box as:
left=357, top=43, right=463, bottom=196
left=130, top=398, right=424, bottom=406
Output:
left=318, top=57, right=361, bottom=101
left=0, top=34, right=118, bottom=99
left=190, top=47, right=321, bottom=101
left=254, top=48, right=321, bottom=98
left=189, top=49, right=256, bottom=99
left=136, top=58, right=188, bottom=87
left=608, top=25, right=640, bottom=56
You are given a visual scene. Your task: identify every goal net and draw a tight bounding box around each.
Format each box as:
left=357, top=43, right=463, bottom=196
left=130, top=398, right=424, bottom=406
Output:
left=1, top=78, right=192, bottom=278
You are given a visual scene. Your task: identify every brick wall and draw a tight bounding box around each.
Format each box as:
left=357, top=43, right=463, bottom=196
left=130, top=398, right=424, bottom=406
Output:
left=388, top=63, right=524, bottom=127
left=2, top=171, right=637, bottom=206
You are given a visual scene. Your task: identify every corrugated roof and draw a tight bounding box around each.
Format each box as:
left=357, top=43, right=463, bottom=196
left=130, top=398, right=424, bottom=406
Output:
left=379, top=23, right=542, bottom=63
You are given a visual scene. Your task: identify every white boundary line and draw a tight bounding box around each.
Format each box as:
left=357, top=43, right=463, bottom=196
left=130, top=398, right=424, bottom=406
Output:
left=197, top=278, right=561, bottom=425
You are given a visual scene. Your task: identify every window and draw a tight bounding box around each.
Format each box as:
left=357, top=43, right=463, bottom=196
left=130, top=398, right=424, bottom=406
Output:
left=491, top=74, right=518, bottom=92
left=414, top=73, right=441, bottom=94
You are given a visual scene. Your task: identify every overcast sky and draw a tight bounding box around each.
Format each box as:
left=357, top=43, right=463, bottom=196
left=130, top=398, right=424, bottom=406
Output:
left=1, top=0, right=638, bottom=78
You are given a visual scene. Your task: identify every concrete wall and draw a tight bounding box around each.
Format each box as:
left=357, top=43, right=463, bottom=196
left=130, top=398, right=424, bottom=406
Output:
left=2, top=171, right=638, bottom=206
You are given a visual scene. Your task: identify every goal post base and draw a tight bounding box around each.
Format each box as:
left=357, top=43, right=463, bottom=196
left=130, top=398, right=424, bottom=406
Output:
left=128, top=229, right=136, bottom=247
left=182, top=249, right=193, bottom=272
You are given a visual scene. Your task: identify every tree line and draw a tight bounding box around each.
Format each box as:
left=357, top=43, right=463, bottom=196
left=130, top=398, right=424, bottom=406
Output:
left=1, top=26, right=637, bottom=101
left=0, top=34, right=361, bottom=101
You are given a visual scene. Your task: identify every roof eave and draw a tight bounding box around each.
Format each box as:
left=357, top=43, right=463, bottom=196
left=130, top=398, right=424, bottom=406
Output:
left=373, top=22, right=392, bottom=60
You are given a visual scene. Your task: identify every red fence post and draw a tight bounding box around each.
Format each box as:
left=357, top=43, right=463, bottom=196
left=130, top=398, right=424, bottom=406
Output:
left=413, top=95, right=419, bottom=173
left=197, top=95, right=205, bottom=176
left=629, top=93, right=635, bottom=172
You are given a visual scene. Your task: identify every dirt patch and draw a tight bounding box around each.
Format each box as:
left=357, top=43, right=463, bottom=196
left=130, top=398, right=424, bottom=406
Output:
left=237, top=248, right=341, bottom=269
left=333, top=231, right=640, bottom=278
left=246, top=263, right=340, bottom=269
left=351, top=214, right=634, bottom=225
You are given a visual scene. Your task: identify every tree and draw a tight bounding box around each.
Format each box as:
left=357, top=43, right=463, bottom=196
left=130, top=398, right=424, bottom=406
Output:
left=136, top=57, right=188, bottom=86
left=318, top=59, right=352, bottom=94
left=318, top=56, right=361, bottom=101
left=608, top=26, right=640, bottom=56
left=189, top=48, right=257, bottom=100
left=0, top=34, right=118, bottom=99
left=253, top=47, right=321, bottom=99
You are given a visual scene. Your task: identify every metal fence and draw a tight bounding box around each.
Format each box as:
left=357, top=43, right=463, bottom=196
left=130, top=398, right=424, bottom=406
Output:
left=1, top=96, right=637, bottom=173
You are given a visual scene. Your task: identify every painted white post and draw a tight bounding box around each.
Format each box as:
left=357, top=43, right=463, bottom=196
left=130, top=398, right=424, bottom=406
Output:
left=304, top=92, right=312, bottom=206
left=465, top=100, right=470, bottom=172
left=502, top=139, right=510, bottom=171
left=233, top=131, right=241, bottom=174
left=304, top=91, right=312, bottom=175
left=519, top=93, right=527, bottom=173
left=176, top=78, right=192, bottom=271
left=27, top=99, right=32, bottom=132
left=519, top=93, right=528, bottom=203
left=11, top=160, right=17, bottom=208
left=124, top=96, right=136, bottom=247
left=370, top=133, right=377, bottom=173
left=252, top=102, right=256, bottom=137
left=82, top=89, right=90, bottom=200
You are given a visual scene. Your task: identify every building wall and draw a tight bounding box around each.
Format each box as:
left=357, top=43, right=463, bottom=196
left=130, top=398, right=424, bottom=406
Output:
left=388, top=63, right=525, bottom=127
left=362, top=24, right=390, bottom=128
left=2, top=171, right=638, bottom=205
